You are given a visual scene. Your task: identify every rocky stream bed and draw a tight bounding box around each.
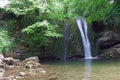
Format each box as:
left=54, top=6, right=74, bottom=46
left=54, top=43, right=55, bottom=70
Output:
left=0, top=55, right=57, bottom=80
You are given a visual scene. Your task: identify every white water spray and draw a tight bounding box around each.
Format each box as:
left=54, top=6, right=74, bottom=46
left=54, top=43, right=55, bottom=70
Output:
left=76, top=18, right=92, bottom=59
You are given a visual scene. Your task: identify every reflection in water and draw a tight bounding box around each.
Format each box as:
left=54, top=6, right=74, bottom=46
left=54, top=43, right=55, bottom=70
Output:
left=82, top=59, right=92, bottom=80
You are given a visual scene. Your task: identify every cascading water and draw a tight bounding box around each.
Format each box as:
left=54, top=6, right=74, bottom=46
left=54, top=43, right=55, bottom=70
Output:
left=76, top=18, right=92, bottom=59
left=63, top=22, right=68, bottom=61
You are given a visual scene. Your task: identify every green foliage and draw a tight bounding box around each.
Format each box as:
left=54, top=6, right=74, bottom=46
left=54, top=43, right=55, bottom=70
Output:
left=46, top=0, right=65, bottom=20
left=67, top=0, right=113, bottom=22
left=105, top=2, right=120, bottom=29
left=4, top=0, right=47, bottom=16
left=22, top=20, right=62, bottom=50
left=2, top=0, right=63, bottom=52
left=0, top=28, right=16, bottom=55
left=4, top=0, right=113, bottom=22
left=22, top=20, right=62, bottom=37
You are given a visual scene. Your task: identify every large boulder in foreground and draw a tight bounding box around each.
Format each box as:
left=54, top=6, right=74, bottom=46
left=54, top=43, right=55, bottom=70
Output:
left=98, top=31, right=120, bottom=50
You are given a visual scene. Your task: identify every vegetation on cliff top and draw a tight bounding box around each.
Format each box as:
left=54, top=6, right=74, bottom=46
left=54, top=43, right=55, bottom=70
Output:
left=0, top=0, right=119, bottom=57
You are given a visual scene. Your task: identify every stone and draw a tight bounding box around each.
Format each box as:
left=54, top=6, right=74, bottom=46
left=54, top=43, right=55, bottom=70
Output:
left=12, top=59, right=22, bottom=66
left=0, top=68, right=5, bottom=77
left=0, top=59, right=4, bottom=68
left=36, top=68, right=46, bottom=75
left=2, top=57, right=14, bottom=65
left=5, top=65, right=15, bottom=70
left=0, top=54, right=4, bottom=59
left=15, top=76, right=24, bottom=79
left=19, top=72, right=26, bottom=76
left=24, top=56, right=39, bottom=63
left=29, top=68, right=46, bottom=76
left=8, top=75, right=15, bottom=80
left=29, top=69, right=36, bottom=75
left=25, top=61, right=41, bottom=69
left=100, top=44, right=120, bottom=58
left=98, top=31, right=120, bottom=50
left=48, top=75, right=57, bottom=80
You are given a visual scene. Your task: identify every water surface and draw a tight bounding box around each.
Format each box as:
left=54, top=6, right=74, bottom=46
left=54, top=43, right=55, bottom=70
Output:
left=42, top=59, right=120, bottom=80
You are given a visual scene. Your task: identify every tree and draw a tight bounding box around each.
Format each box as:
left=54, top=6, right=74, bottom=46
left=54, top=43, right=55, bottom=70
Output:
left=0, top=29, right=15, bottom=55
left=105, top=1, right=120, bottom=29
left=2, top=0, right=63, bottom=52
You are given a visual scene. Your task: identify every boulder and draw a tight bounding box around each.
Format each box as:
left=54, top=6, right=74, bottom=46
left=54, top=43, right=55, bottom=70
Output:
left=0, top=59, right=4, bottom=68
left=2, top=57, right=14, bottom=65
left=36, top=68, right=46, bottom=74
left=0, top=54, right=4, bottom=59
left=0, top=68, right=5, bottom=77
left=5, top=65, right=15, bottom=70
left=12, top=59, right=22, bottom=66
left=24, top=60, right=41, bottom=69
left=24, top=56, right=39, bottom=63
left=100, top=44, right=120, bottom=58
left=98, top=31, right=120, bottom=50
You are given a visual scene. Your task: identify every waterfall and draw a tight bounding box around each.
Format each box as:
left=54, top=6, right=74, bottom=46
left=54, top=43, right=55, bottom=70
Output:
left=76, top=18, right=92, bottom=59
left=63, top=22, right=68, bottom=61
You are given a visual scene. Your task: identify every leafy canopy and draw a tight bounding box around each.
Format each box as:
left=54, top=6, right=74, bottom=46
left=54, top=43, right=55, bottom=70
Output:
left=3, top=0, right=63, bottom=51
left=0, top=29, right=15, bottom=54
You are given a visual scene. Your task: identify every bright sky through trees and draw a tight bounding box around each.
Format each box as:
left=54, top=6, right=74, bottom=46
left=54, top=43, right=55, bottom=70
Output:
left=0, top=0, right=10, bottom=8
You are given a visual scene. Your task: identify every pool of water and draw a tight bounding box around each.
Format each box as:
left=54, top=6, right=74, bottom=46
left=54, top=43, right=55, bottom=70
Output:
left=42, top=59, right=120, bottom=80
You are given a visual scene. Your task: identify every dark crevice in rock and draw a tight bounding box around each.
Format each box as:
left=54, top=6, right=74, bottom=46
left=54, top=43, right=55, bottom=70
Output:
left=67, top=54, right=84, bottom=60
left=99, top=42, right=120, bottom=50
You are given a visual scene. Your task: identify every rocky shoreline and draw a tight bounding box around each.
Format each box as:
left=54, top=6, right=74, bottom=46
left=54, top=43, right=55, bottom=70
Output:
left=0, top=55, right=57, bottom=80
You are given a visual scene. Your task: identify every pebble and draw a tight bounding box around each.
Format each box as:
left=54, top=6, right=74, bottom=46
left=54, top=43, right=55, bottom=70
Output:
left=19, top=72, right=26, bottom=76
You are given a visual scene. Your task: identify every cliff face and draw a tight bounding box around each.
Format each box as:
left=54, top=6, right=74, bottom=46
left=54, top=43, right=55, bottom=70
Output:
left=92, top=20, right=120, bottom=58
left=97, top=31, right=120, bottom=58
